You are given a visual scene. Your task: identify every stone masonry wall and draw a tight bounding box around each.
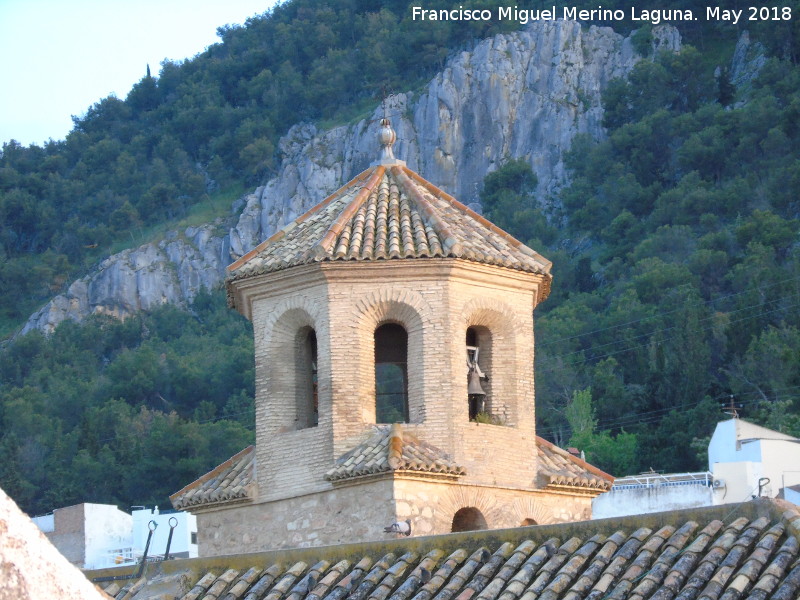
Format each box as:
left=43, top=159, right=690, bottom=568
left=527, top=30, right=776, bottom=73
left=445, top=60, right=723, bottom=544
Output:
left=195, top=477, right=594, bottom=556
left=394, top=479, right=594, bottom=535
left=196, top=479, right=396, bottom=555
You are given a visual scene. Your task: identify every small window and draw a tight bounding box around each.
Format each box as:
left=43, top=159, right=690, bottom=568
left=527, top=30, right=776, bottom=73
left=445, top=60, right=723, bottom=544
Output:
left=451, top=507, right=488, bottom=532
left=190, top=532, right=198, bottom=545
left=375, top=323, right=408, bottom=423
left=296, top=328, right=318, bottom=429
left=467, top=327, right=489, bottom=420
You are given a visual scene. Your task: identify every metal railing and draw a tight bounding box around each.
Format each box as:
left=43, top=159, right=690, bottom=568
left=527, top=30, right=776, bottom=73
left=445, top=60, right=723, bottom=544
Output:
left=611, top=471, right=713, bottom=490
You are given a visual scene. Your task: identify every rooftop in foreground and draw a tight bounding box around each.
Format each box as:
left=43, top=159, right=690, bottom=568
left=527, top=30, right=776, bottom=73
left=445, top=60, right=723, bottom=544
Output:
left=88, top=498, right=800, bottom=600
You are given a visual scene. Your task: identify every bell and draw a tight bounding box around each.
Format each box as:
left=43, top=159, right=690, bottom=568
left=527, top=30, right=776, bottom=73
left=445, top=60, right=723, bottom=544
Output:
left=468, top=369, right=486, bottom=396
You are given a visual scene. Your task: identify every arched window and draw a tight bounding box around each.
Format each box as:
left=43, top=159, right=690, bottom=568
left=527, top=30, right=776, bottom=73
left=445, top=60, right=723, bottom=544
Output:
left=466, top=326, right=491, bottom=421
left=520, top=518, right=537, bottom=526
left=375, top=323, right=408, bottom=423
left=451, top=507, right=488, bottom=532
left=295, top=327, right=318, bottom=429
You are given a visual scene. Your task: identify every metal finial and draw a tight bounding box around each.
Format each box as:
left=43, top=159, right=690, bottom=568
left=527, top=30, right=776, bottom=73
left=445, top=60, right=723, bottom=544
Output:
left=378, top=117, right=396, bottom=162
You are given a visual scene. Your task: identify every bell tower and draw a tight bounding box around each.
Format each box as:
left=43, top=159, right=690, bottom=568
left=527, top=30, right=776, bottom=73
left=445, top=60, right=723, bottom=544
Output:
left=174, top=120, right=612, bottom=555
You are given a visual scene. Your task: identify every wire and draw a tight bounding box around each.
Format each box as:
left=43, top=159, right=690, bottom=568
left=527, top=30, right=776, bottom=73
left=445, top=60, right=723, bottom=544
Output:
left=539, top=292, right=794, bottom=362
left=536, top=296, right=800, bottom=375
left=536, top=385, right=800, bottom=439
left=538, top=272, right=800, bottom=348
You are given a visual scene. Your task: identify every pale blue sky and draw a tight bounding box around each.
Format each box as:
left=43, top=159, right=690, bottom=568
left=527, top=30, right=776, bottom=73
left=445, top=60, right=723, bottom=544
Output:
left=0, top=0, right=278, bottom=146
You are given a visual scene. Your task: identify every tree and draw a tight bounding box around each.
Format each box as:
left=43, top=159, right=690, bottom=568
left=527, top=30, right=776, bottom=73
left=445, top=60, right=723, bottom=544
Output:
left=565, top=388, right=639, bottom=476
left=480, top=159, right=555, bottom=245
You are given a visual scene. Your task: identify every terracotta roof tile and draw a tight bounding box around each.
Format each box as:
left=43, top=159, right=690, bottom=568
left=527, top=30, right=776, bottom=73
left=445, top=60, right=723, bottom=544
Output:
left=325, top=424, right=465, bottom=482
left=170, top=435, right=612, bottom=512
left=226, top=165, right=551, bottom=295
left=170, top=446, right=255, bottom=510
left=97, top=501, right=800, bottom=600
left=536, top=437, right=614, bottom=492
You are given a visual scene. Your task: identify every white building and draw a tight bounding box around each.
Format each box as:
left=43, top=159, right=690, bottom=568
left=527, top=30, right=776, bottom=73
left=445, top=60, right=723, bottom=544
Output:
left=708, top=417, right=800, bottom=504
left=592, top=417, right=800, bottom=519
left=592, top=471, right=714, bottom=519
left=131, top=506, right=198, bottom=564
left=32, top=503, right=197, bottom=569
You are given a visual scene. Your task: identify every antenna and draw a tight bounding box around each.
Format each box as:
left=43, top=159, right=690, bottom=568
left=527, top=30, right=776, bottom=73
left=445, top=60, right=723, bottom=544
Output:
left=721, top=395, right=741, bottom=418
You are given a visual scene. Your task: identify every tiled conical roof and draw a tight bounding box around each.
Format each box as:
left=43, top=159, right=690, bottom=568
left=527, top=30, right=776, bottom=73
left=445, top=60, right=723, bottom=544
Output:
left=324, top=424, right=466, bottom=482
left=227, top=120, right=551, bottom=291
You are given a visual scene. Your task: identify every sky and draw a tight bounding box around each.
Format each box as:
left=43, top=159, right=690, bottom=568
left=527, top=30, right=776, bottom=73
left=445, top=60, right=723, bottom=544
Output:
left=0, top=0, right=279, bottom=146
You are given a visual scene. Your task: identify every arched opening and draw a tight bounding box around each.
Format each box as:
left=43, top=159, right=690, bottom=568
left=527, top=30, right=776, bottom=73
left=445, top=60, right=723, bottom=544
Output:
left=375, top=323, right=408, bottom=423
left=451, top=507, right=488, bottom=532
left=466, top=326, right=492, bottom=421
left=520, top=518, right=537, bottom=526
left=295, top=327, right=318, bottom=429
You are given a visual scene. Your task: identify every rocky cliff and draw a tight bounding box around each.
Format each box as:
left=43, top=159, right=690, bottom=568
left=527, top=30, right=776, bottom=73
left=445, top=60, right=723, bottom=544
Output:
left=21, top=20, right=680, bottom=336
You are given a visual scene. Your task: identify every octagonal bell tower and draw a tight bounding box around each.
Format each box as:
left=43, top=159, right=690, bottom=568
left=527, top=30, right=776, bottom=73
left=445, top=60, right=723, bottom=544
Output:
left=175, top=120, right=610, bottom=554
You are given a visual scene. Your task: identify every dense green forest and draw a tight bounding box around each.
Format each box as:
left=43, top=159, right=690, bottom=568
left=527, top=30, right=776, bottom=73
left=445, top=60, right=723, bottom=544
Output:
left=2, top=0, right=800, bottom=513
left=481, top=28, right=800, bottom=478
left=0, top=289, right=254, bottom=514
left=0, top=0, right=522, bottom=336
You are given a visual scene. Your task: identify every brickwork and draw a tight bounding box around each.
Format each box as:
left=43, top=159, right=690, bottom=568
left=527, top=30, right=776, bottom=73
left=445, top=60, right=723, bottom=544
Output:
left=219, top=256, right=558, bottom=551
left=238, top=258, right=545, bottom=495
left=190, top=136, right=623, bottom=556
left=326, top=266, right=435, bottom=451
left=249, top=268, right=333, bottom=501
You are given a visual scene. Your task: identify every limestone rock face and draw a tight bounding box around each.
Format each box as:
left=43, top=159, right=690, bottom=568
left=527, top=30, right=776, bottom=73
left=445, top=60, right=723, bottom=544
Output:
left=730, top=30, right=767, bottom=89
left=20, top=21, right=680, bottom=335
left=20, top=221, right=229, bottom=335
left=229, top=21, right=680, bottom=244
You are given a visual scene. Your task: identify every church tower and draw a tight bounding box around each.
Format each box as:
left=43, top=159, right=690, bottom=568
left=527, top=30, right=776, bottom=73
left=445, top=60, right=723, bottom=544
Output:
left=172, top=120, right=612, bottom=554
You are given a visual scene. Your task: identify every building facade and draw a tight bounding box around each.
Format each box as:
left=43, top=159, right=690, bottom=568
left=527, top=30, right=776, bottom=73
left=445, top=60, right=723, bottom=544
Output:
left=31, top=503, right=197, bottom=569
left=592, top=417, right=800, bottom=519
left=709, top=418, right=800, bottom=504
left=171, top=120, right=612, bottom=555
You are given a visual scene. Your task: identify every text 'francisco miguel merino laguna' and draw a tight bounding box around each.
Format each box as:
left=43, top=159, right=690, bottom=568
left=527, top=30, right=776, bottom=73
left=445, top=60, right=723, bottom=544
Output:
left=411, top=6, right=793, bottom=25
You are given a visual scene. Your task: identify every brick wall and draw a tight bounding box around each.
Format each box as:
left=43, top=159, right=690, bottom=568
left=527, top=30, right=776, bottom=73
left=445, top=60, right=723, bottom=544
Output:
left=220, top=257, right=561, bottom=553
left=237, top=258, right=546, bottom=501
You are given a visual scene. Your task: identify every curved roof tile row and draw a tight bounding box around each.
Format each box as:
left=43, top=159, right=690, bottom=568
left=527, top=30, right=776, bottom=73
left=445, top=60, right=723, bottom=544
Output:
left=536, top=438, right=614, bottom=492
left=170, top=435, right=610, bottom=512
left=102, top=501, right=800, bottom=600
left=226, top=165, right=551, bottom=295
left=170, top=446, right=255, bottom=510
left=325, top=424, right=466, bottom=482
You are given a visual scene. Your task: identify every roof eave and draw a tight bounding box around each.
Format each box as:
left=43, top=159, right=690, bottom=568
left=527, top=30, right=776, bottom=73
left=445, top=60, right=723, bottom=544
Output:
left=169, top=445, right=255, bottom=510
